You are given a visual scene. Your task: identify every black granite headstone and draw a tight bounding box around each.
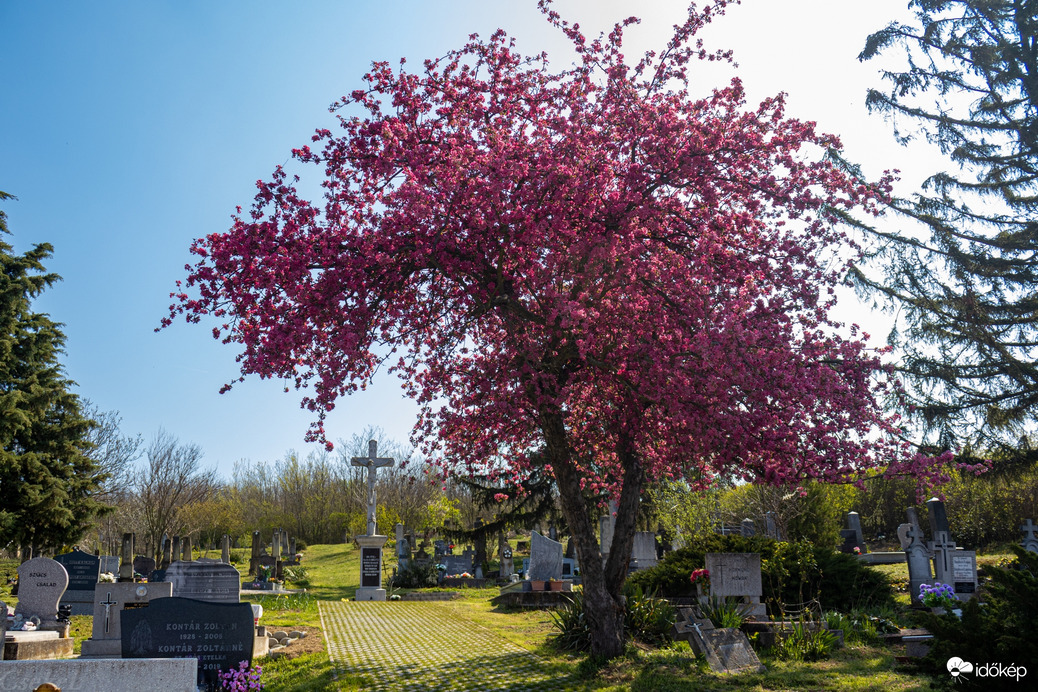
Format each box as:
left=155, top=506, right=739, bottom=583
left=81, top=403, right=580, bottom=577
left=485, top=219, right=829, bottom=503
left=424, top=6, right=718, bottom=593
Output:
left=122, top=596, right=253, bottom=688
left=54, top=549, right=100, bottom=591
left=133, top=555, right=157, bottom=577
left=361, top=547, right=381, bottom=587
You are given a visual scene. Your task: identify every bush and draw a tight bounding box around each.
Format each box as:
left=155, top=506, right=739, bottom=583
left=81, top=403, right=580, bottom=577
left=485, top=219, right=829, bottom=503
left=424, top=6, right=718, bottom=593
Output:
left=627, top=535, right=894, bottom=613
left=390, top=561, right=438, bottom=589
left=921, top=546, right=1038, bottom=687
left=549, top=587, right=676, bottom=652
left=282, top=566, right=311, bottom=588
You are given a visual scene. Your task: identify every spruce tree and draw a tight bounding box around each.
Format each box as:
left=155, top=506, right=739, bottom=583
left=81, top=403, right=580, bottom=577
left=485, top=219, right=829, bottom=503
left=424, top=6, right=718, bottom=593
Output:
left=856, top=1, right=1038, bottom=457
left=0, top=191, right=106, bottom=555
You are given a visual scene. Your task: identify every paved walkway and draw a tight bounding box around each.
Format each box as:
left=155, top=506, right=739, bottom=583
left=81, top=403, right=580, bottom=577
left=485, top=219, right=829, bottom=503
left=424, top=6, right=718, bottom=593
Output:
left=319, top=600, right=579, bottom=691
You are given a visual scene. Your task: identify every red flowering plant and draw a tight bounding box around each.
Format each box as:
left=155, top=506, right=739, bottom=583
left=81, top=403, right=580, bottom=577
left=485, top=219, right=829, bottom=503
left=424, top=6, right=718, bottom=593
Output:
left=690, top=568, right=711, bottom=591
left=166, top=0, right=949, bottom=659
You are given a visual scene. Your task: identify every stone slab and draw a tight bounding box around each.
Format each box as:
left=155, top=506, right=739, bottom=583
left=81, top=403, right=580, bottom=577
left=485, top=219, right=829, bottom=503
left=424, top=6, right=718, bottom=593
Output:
left=0, top=658, right=197, bottom=691
left=5, top=630, right=60, bottom=642
left=699, top=627, right=766, bottom=674
left=3, top=636, right=74, bottom=660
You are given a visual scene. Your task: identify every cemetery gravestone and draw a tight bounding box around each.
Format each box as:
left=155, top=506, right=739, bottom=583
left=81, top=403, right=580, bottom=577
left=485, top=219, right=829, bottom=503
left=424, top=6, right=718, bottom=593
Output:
left=99, top=555, right=119, bottom=576
left=838, top=530, right=859, bottom=554
left=122, top=596, right=253, bottom=689
left=896, top=523, right=912, bottom=551
left=119, top=533, right=135, bottom=582
left=630, top=531, right=657, bottom=570
left=442, top=555, right=472, bottom=576
left=15, top=557, right=69, bottom=622
left=764, top=512, right=780, bottom=540
left=55, top=549, right=100, bottom=615
left=1021, top=519, right=1038, bottom=554
left=950, top=551, right=978, bottom=599
left=927, top=498, right=951, bottom=538
left=221, top=535, right=231, bottom=564
left=705, top=553, right=766, bottom=618
left=740, top=519, right=756, bottom=537
left=527, top=531, right=564, bottom=582
left=163, top=561, right=241, bottom=603
left=846, top=512, right=866, bottom=552
left=80, top=581, right=174, bottom=657
left=133, top=556, right=156, bottom=578
left=929, top=532, right=957, bottom=585
left=904, top=524, right=933, bottom=605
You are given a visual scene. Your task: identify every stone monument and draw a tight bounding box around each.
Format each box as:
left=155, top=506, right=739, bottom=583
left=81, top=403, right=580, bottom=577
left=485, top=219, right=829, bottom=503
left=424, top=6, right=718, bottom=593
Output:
left=1021, top=518, right=1038, bottom=554
left=352, top=439, right=394, bottom=601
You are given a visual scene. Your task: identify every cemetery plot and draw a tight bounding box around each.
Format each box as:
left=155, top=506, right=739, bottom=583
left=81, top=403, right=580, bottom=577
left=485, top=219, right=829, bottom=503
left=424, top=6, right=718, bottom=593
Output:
left=122, top=596, right=253, bottom=689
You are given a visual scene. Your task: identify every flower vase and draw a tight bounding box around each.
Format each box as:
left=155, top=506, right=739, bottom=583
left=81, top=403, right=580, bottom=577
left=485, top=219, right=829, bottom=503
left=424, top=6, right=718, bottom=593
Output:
left=549, top=580, right=564, bottom=591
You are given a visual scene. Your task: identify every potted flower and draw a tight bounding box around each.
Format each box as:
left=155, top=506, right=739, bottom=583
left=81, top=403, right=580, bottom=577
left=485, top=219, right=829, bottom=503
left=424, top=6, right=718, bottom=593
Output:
left=919, top=582, right=959, bottom=614
left=548, top=578, right=564, bottom=591
left=690, top=568, right=710, bottom=598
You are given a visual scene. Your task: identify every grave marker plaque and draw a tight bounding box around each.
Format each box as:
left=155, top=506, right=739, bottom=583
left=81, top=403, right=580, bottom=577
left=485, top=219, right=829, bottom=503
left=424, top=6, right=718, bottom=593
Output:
left=361, top=548, right=381, bottom=588
left=122, top=596, right=253, bottom=689
left=15, top=557, right=68, bottom=621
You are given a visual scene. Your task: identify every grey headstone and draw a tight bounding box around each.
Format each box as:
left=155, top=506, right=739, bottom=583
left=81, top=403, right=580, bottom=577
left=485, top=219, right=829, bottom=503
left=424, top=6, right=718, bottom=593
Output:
left=896, top=523, right=912, bottom=550
left=846, top=512, right=866, bottom=552
left=764, top=512, right=779, bottom=540
left=527, top=531, right=564, bottom=581
left=221, top=535, right=231, bottom=564
left=929, top=532, right=956, bottom=584
left=740, top=518, right=756, bottom=537
left=705, top=553, right=765, bottom=618
left=1, top=599, right=7, bottom=642
left=1021, top=519, right=1038, bottom=553
left=838, top=530, right=859, bottom=553
left=119, top=533, right=135, bottom=581
left=180, top=536, right=193, bottom=562
left=82, top=581, right=174, bottom=652
left=699, top=628, right=766, bottom=674
left=499, top=533, right=514, bottom=578
left=631, top=531, right=657, bottom=570
left=162, top=561, right=241, bottom=602
left=904, top=524, right=933, bottom=605
left=15, top=557, right=69, bottom=621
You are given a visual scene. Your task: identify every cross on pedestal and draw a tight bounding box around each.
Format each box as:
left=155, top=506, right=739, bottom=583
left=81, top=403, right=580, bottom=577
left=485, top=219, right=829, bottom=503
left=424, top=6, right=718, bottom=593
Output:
left=352, top=440, right=395, bottom=536
left=100, top=591, right=117, bottom=634
left=929, top=531, right=957, bottom=582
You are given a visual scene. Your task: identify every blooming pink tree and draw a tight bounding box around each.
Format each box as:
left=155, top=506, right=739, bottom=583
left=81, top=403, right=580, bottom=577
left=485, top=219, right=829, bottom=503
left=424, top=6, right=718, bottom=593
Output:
left=167, top=1, right=936, bottom=658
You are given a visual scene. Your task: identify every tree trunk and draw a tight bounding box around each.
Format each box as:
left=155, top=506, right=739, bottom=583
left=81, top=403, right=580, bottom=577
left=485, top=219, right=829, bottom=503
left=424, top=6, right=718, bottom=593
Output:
left=541, top=411, right=645, bottom=660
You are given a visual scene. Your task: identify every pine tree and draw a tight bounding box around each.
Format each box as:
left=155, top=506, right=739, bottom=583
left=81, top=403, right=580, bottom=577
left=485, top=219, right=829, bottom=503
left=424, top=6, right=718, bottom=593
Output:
left=856, top=1, right=1038, bottom=458
left=0, top=191, right=107, bottom=555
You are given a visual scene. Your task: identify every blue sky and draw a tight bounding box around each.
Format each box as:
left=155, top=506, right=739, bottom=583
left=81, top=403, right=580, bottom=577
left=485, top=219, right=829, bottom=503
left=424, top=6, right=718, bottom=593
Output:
left=1, top=1, right=920, bottom=479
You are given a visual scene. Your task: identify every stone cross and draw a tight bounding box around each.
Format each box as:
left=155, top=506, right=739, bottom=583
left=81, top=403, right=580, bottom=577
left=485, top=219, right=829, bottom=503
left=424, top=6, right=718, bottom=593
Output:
left=1021, top=518, right=1038, bottom=553
left=929, top=531, right=957, bottom=583
left=352, top=439, right=395, bottom=536
left=905, top=523, right=933, bottom=605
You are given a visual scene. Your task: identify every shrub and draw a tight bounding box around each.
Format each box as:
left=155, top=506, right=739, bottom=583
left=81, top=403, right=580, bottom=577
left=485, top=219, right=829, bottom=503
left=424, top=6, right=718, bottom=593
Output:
left=921, top=546, right=1038, bottom=686
left=281, top=566, right=311, bottom=588
left=549, top=587, right=676, bottom=651
left=627, top=535, right=894, bottom=613
left=390, top=561, right=438, bottom=589
left=698, top=596, right=748, bottom=628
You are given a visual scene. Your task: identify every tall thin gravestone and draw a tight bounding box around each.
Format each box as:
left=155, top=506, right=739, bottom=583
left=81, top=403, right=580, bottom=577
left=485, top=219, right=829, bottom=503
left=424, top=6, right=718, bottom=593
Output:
left=119, top=533, right=134, bottom=582
left=352, top=439, right=394, bottom=601
left=904, top=524, right=933, bottom=605
left=171, top=536, right=181, bottom=564
left=250, top=530, right=261, bottom=575
left=181, top=536, right=192, bottom=562
left=161, top=536, right=172, bottom=570
left=927, top=497, right=951, bottom=538
left=846, top=512, right=866, bottom=553
left=221, top=535, right=231, bottom=564
left=740, top=519, right=756, bottom=537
